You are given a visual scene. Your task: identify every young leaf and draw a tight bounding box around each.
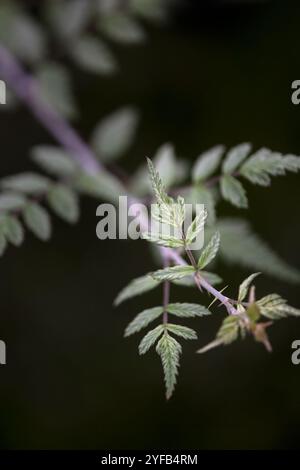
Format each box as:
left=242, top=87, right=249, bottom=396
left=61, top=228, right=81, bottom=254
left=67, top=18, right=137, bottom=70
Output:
left=99, top=13, right=146, bottom=44
left=31, top=146, right=77, bottom=177
left=147, top=158, right=172, bottom=205
left=167, top=303, right=211, bottom=318
left=138, top=325, right=164, bottom=355
left=238, top=272, right=261, bottom=303
left=222, top=143, right=252, bottom=174
left=70, top=35, right=117, bottom=75
left=1, top=173, right=50, bottom=194
left=23, top=203, right=51, bottom=241
left=257, top=295, right=300, bottom=320
left=220, top=175, right=248, bottom=208
left=47, top=184, right=79, bottom=224
left=2, top=215, right=24, bottom=246
left=124, top=307, right=163, bottom=337
left=91, top=107, right=139, bottom=162
left=185, top=210, right=207, bottom=245
left=192, top=145, right=224, bottom=182
left=198, top=315, right=240, bottom=354
left=156, top=331, right=182, bottom=399
left=166, top=324, right=197, bottom=340
left=114, top=274, right=160, bottom=306
left=198, top=231, right=220, bottom=269
left=142, top=232, right=184, bottom=248
left=0, top=193, right=26, bottom=211
left=151, top=265, right=195, bottom=281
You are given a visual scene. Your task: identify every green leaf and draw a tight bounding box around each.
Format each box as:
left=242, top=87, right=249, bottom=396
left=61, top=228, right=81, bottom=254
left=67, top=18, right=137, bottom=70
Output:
left=220, top=175, right=248, bottom=208
left=216, top=218, right=300, bottom=283
left=130, top=0, right=166, bottom=21
left=198, top=231, right=220, bottom=269
left=71, top=35, right=117, bottom=75
left=282, top=155, right=300, bottom=172
left=222, top=143, right=252, bottom=174
left=156, top=331, right=181, bottom=399
left=186, top=185, right=216, bottom=226
left=91, top=107, right=139, bottom=162
left=166, top=324, right=197, bottom=340
left=99, top=13, right=146, bottom=44
left=2, top=215, right=24, bottom=246
left=0, top=229, right=7, bottom=256
left=257, top=294, right=300, bottom=320
left=198, top=315, right=240, bottom=354
left=185, top=209, right=207, bottom=246
left=151, top=265, right=195, bottom=281
left=124, top=306, right=163, bottom=337
left=31, top=146, right=77, bottom=177
left=240, top=148, right=284, bottom=186
left=167, top=303, right=211, bottom=318
left=75, top=170, right=125, bottom=203
left=142, top=232, right=184, bottom=248
left=238, top=272, right=261, bottom=303
left=1, top=173, right=50, bottom=194
left=44, top=0, right=92, bottom=39
left=35, top=62, right=77, bottom=119
left=114, top=274, right=160, bottom=306
left=0, top=192, right=26, bottom=211
left=147, top=158, right=172, bottom=205
left=246, top=303, right=261, bottom=323
left=47, top=184, right=79, bottom=224
left=192, top=145, right=224, bottom=182
left=23, top=203, right=51, bottom=241
left=172, top=271, right=222, bottom=287
left=154, top=143, right=187, bottom=188
left=138, top=325, right=164, bottom=355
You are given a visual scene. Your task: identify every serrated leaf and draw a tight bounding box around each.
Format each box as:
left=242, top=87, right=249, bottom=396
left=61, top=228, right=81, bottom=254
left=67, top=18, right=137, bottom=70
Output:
left=216, top=218, right=300, bottom=283
left=198, top=315, right=240, bottom=354
left=198, top=231, right=220, bottom=269
left=23, top=203, right=51, bottom=241
left=36, top=62, right=77, bottom=119
left=138, top=325, right=164, bottom=355
left=192, top=145, right=224, bottom=182
left=282, top=155, right=300, bottom=172
left=240, top=148, right=285, bottom=186
left=75, top=170, right=125, bottom=203
left=91, top=107, right=139, bottom=162
left=71, top=35, right=117, bottom=75
left=100, top=13, right=146, bottom=44
left=114, top=274, right=159, bottom=306
left=172, top=271, right=222, bottom=287
left=2, top=215, right=24, bottom=246
left=151, top=265, right=195, bottom=281
left=31, top=146, right=77, bottom=177
left=166, top=324, right=197, bottom=340
left=238, top=272, right=261, bottom=303
left=185, top=209, right=207, bottom=245
left=0, top=192, right=26, bottom=211
left=47, top=184, right=79, bottom=224
left=257, top=294, right=300, bottom=320
left=167, top=303, right=211, bottom=318
left=142, top=232, right=184, bottom=248
left=1, top=173, right=50, bottom=194
left=124, top=306, right=163, bottom=337
left=220, top=175, right=248, bottom=208
left=222, top=143, right=252, bottom=174
left=147, top=158, right=173, bottom=205
left=156, top=331, right=181, bottom=399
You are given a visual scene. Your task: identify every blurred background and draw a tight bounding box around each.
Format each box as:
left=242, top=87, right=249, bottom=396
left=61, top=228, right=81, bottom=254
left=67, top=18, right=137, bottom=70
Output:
left=0, top=0, right=300, bottom=450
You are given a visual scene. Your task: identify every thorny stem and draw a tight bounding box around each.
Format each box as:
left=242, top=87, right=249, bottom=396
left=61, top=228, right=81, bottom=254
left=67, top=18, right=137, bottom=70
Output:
left=0, top=44, right=240, bottom=319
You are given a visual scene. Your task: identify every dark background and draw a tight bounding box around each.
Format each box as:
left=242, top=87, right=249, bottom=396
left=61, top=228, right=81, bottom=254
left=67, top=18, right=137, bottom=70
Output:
left=0, top=0, right=300, bottom=449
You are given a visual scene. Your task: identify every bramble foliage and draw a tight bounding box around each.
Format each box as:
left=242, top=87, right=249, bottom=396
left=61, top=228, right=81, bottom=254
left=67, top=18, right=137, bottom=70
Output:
left=0, top=0, right=300, bottom=399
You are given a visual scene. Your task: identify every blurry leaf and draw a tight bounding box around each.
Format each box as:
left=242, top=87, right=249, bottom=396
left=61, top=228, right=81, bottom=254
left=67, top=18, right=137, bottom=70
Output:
left=36, top=62, right=77, bottom=119
left=130, top=0, right=166, bottom=22
left=240, top=149, right=284, bottom=186
left=185, top=210, right=207, bottom=245
left=167, top=303, right=211, bottom=318
left=124, top=306, right=163, bottom=337
left=186, top=185, right=216, bottom=226
left=44, top=0, right=92, bottom=39
left=75, top=170, right=125, bottom=203
left=100, top=13, right=146, bottom=44
left=47, top=184, right=79, bottom=224
left=151, top=265, right=195, bottom=281
left=156, top=331, right=181, bottom=400
left=71, top=35, right=117, bottom=75
left=1, top=173, right=50, bottom=194
left=166, top=324, right=197, bottom=340
left=91, top=107, right=139, bottom=162
left=0, top=228, right=7, bottom=256
left=0, top=193, right=26, bottom=211
left=246, top=303, right=260, bottom=323
left=222, top=143, right=252, bottom=174
left=216, top=218, right=300, bottom=283
left=192, top=145, right=224, bottom=182
left=31, top=146, right=78, bottom=177
left=142, top=232, right=184, bottom=248
left=23, top=203, right=51, bottom=241
left=238, top=272, right=260, bottom=303
left=139, top=325, right=164, bottom=355
left=198, top=315, right=240, bottom=354
left=154, top=143, right=187, bottom=188
left=220, top=175, right=248, bottom=208
left=198, top=231, right=220, bottom=269
left=172, top=271, right=222, bottom=287
left=2, top=215, right=24, bottom=246
left=114, top=274, right=159, bottom=306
